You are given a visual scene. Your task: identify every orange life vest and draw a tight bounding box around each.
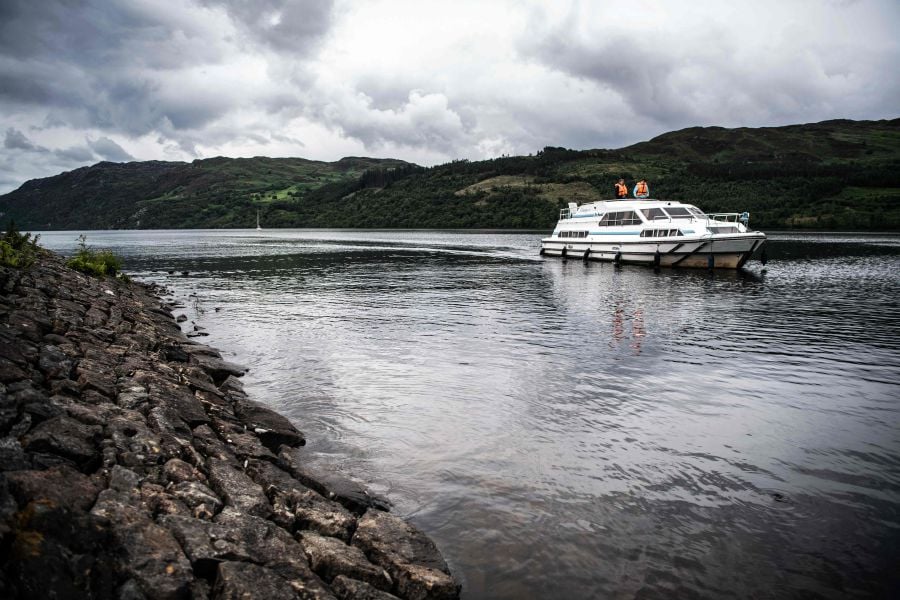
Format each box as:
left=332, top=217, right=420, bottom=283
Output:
left=615, top=182, right=627, bottom=197
left=636, top=181, right=648, bottom=196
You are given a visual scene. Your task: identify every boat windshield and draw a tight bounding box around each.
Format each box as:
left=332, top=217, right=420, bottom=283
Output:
left=688, top=207, right=706, bottom=218
left=640, top=207, right=668, bottom=221
left=663, top=206, right=692, bottom=218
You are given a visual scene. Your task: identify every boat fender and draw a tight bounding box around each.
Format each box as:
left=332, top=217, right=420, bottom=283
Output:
left=707, top=254, right=715, bottom=269
left=653, top=250, right=661, bottom=267
left=561, top=247, right=568, bottom=260
left=583, top=248, right=591, bottom=262
left=614, top=251, right=622, bottom=266
left=539, top=247, right=545, bottom=256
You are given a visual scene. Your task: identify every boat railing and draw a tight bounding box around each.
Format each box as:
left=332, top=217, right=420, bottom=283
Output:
left=706, top=213, right=742, bottom=224
left=559, top=208, right=571, bottom=220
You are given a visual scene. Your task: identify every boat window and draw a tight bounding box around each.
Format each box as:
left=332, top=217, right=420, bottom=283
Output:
left=640, top=207, right=667, bottom=221
left=663, top=206, right=692, bottom=218
left=642, top=228, right=686, bottom=238
left=599, top=211, right=641, bottom=226
left=559, top=231, right=588, bottom=238
left=708, top=226, right=738, bottom=234
left=688, top=208, right=706, bottom=218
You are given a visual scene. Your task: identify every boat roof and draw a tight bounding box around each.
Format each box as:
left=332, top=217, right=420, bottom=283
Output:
left=570, top=199, right=695, bottom=213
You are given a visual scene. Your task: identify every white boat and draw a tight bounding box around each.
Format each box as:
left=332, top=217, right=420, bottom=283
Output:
left=540, top=199, right=766, bottom=268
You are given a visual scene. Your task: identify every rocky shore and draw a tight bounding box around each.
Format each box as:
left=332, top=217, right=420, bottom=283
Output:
left=0, top=252, right=460, bottom=600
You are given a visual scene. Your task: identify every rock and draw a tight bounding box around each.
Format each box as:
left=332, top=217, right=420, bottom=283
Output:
left=331, top=575, right=402, bottom=600
left=179, top=343, right=221, bottom=359
left=7, top=310, right=48, bottom=342
left=189, top=354, right=247, bottom=384
left=163, top=457, right=204, bottom=484
left=245, top=459, right=357, bottom=541
left=191, top=424, right=235, bottom=463
left=175, top=314, right=188, bottom=323
left=352, top=511, right=459, bottom=600
left=20, top=415, right=102, bottom=468
left=106, top=413, right=166, bottom=470
left=146, top=405, right=193, bottom=460
left=218, top=375, right=244, bottom=394
left=75, top=358, right=118, bottom=399
left=212, top=561, right=298, bottom=600
left=62, top=398, right=117, bottom=426
left=6, top=465, right=102, bottom=511
left=170, top=481, right=223, bottom=514
left=0, top=437, right=30, bottom=471
left=178, top=367, right=221, bottom=395
left=169, top=390, right=210, bottom=428
left=0, top=252, right=457, bottom=600
left=299, top=532, right=393, bottom=592
left=219, top=426, right=276, bottom=462
left=38, top=344, right=74, bottom=379
left=160, top=344, right=189, bottom=363
left=108, top=464, right=143, bottom=492
left=91, top=489, right=194, bottom=600
left=116, top=384, right=150, bottom=411
left=235, top=399, right=305, bottom=450
left=206, top=458, right=272, bottom=518
left=280, top=450, right=389, bottom=516
left=162, top=509, right=307, bottom=576
left=0, top=357, right=28, bottom=384
left=9, top=492, right=118, bottom=599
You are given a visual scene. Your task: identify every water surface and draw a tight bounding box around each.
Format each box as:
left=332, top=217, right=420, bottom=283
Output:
left=40, top=230, right=900, bottom=599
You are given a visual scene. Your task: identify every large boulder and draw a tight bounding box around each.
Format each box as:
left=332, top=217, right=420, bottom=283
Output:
left=235, top=399, right=305, bottom=450
left=299, top=531, right=392, bottom=592
left=206, top=458, right=272, bottom=519
left=352, top=511, right=459, bottom=600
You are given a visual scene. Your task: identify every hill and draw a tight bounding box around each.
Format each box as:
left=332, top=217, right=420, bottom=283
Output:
left=1, top=119, right=898, bottom=230
left=0, top=156, right=411, bottom=229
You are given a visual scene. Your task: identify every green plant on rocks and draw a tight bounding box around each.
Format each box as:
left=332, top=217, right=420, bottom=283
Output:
left=66, top=234, right=124, bottom=277
left=0, top=220, right=42, bottom=268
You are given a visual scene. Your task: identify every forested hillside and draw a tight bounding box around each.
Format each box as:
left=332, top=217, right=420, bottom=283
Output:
left=1, top=119, right=897, bottom=230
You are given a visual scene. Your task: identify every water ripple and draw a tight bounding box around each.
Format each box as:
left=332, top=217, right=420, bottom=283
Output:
left=35, top=229, right=900, bottom=599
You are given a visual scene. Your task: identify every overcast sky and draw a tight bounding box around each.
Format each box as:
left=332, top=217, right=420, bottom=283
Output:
left=1, top=0, right=897, bottom=192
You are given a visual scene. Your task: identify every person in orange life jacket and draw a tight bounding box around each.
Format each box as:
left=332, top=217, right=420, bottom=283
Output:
left=633, top=179, right=649, bottom=198
left=614, top=179, right=628, bottom=199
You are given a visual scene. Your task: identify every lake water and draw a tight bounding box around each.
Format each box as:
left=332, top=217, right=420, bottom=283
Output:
left=39, top=230, right=900, bottom=599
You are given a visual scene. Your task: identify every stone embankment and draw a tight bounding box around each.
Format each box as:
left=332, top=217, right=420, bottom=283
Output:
left=0, top=253, right=460, bottom=600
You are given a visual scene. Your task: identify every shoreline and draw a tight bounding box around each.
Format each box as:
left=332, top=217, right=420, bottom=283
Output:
left=0, top=251, right=459, bottom=600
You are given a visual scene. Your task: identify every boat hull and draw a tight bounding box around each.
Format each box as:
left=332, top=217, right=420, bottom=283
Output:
left=540, top=233, right=766, bottom=269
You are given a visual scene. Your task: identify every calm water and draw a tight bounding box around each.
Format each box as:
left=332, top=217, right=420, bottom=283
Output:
left=40, top=230, right=900, bottom=599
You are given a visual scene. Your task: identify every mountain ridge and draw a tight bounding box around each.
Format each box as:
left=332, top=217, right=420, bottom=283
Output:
left=2, top=118, right=898, bottom=230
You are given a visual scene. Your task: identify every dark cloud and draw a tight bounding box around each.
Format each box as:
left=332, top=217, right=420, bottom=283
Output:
left=54, top=145, right=95, bottom=162
left=202, top=0, right=335, bottom=55
left=4, top=128, right=39, bottom=151
left=88, top=137, right=134, bottom=162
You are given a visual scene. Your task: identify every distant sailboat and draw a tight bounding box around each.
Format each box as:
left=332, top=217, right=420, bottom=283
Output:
left=256, top=210, right=262, bottom=231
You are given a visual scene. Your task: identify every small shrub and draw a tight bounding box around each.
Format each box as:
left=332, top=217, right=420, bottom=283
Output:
left=0, top=221, right=42, bottom=268
left=66, top=235, right=124, bottom=277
